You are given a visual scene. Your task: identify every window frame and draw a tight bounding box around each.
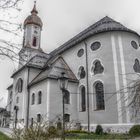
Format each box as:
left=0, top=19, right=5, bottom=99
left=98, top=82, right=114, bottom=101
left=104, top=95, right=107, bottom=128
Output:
left=93, top=81, right=105, bottom=111
left=31, top=93, right=35, bottom=105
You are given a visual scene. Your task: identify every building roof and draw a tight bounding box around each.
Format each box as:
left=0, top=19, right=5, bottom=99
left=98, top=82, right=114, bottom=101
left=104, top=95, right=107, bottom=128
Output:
left=24, top=2, right=43, bottom=28
left=29, top=57, right=78, bottom=87
left=50, top=16, right=139, bottom=56
left=7, top=84, right=13, bottom=90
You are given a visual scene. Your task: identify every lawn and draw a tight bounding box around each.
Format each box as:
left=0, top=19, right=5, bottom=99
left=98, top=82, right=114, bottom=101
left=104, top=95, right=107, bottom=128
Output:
left=0, top=132, right=11, bottom=140
left=65, top=132, right=134, bottom=139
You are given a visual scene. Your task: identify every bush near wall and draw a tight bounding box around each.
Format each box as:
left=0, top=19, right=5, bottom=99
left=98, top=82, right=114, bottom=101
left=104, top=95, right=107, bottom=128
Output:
left=129, top=125, right=140, bottom=136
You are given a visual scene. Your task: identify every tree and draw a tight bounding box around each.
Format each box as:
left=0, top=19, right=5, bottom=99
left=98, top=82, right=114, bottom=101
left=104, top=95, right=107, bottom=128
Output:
left=0, top=0, right=22, bottom=65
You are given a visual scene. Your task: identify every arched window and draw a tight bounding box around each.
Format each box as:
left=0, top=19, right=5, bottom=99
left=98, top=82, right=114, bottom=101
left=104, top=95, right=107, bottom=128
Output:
left=32, top=37, right=37, bottom=47
left=78, top=66, right=86, bottom=79
left=91, top=60, right=104, bottom=75
left=32, top=93, right=35, bottom=105
left=64, top=90, right=70, bottom=104
left=38, top=91, right=42, bottom=104
left=133, top=59, right=140, bottom=73
left=15, top=78, right=23, bottom=93
left=94, top=82, right=105, bottom=110
left=64, top=114, right=70, bottom=123
left=80, top=86, right=86, bottom=111
left=37, top=114, right=41, bottom=123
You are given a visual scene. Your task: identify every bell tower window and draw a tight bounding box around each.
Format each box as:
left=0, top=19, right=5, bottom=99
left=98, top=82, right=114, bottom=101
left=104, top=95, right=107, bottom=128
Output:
left=32, top=37, right=37, bottom=47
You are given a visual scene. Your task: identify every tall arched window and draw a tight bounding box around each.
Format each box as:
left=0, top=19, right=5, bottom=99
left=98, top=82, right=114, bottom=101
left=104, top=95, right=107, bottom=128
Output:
left=78, top=66, right=86, bottom=79
left=64, top=90, right=70, bottom=104
left=32, top=37, right=37, bottom=47
left=38, top=91, right=42, bottom=104
left=32, top=93, right=35, bottom=105
left=91, top=60, right=104, bottom=75
left=80, top=86, right=86, bottom=111
left=15, top=78, right=23, bottom=93
left=94, top=82, right=105, bottom=110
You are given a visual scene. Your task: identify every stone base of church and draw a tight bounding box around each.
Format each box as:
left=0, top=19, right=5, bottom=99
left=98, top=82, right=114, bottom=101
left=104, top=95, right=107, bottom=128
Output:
left=81, top=123, right=138, bottom=133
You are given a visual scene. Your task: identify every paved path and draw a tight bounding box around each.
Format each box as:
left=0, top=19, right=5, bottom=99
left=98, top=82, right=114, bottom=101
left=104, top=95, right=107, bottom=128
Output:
left=0, top=127, right=140, bottom=140
left=0, top=127, right=12, bottom=138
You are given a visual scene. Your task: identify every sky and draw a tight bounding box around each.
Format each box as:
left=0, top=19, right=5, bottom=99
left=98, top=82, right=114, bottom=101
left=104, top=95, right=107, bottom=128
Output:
left=0, top=0, right=140, bottom=107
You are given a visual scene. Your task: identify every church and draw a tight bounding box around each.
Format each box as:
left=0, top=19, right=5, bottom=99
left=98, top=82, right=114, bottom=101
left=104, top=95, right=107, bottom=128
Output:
left=6, top=3, right=140, bottom=133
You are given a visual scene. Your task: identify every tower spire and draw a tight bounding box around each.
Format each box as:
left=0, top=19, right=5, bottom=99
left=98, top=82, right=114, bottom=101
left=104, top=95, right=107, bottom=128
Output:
left=31, top=1, right=38, bottom=15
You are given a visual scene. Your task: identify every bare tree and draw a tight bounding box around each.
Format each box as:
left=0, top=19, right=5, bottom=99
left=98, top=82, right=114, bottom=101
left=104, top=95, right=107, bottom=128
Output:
left=0, top=0, right=22, bottom=66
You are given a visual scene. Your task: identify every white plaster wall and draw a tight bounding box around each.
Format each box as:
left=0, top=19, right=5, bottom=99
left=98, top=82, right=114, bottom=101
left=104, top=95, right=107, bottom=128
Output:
left=29, top=78, right=78, bottom=125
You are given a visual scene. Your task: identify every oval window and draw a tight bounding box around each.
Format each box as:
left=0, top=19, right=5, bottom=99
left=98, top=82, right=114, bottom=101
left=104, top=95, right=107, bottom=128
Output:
left=90, top=42, right=101, bottom=51
left=131, top=41, right=138, bottom=49
left=77, top=49, right=84, bottom=57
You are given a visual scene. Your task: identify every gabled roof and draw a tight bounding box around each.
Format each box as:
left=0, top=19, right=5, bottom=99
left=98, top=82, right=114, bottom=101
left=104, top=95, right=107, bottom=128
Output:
left=29, top=57, right=78, bottom=87
left=50, top=16, right=139, bottom=56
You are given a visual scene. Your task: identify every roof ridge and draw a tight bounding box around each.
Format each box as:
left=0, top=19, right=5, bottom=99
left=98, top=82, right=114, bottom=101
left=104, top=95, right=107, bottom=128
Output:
left=50, top=16, right=139, bottom=57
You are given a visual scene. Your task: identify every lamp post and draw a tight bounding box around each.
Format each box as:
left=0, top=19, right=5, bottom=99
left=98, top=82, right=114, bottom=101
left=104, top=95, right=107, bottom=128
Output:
left=58, top=72, right=68, bottom=140
left=14, top=105, right=19, bottom=129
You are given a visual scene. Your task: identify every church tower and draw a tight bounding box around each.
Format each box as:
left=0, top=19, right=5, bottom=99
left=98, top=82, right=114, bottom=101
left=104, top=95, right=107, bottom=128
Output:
left=19, top=2, right=43, bottom=68
left=23, top=1, right=42, bottom=49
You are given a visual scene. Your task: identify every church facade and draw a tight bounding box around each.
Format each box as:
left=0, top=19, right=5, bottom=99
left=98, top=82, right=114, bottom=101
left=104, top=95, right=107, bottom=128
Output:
left=6, top=4, right=140, bottom=132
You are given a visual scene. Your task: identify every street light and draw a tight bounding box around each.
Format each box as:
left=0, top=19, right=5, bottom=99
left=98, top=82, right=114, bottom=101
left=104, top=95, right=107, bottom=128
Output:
left=58, top=72, right=69, bottom=140
left=14, top=105, right=19, bottom=128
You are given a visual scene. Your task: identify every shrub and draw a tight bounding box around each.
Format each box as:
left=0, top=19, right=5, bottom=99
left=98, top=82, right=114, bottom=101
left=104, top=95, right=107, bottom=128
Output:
left=47, top=126, right=58, bottom=137
left=129, top=125, right=140, bottom=136
left=95, top=125, right=103, bottom=135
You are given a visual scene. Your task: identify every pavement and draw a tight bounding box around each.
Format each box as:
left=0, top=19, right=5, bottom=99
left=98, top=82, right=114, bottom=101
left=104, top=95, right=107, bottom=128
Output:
left=0, top=127, right=140, bottom=140
left=0, top=127, right=12, bottom=138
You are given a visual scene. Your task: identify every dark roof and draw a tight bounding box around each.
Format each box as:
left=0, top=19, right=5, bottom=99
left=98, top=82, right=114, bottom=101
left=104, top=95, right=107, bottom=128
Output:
left=29, top=57, right=78, bottom=87
left=50, top=16, right=139, bottom=56
left=7, top=84, right=13, bottom=90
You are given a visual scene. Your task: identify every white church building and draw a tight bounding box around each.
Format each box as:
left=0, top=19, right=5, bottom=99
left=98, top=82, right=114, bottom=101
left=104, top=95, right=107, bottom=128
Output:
left=6, top=3, right=140, bottom=132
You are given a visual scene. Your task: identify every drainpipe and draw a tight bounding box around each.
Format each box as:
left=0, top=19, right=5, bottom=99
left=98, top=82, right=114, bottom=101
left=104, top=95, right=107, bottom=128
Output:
left=26, top=67, right=30, bottom=128
left=84, top=41, right=90, bottom=132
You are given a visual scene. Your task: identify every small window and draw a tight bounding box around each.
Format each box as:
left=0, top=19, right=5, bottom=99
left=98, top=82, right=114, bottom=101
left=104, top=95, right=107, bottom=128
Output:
left=91, top=60, right=104, bottom=75
left=37, top=114, right=41, bottom=123
left=78, top=66, right=86, bottom=79
left=32, top=37, right=37, bottom=47
left=90, top=42, right=101, bottom=51
left=38, top=91, right=42, bottom=104
left=133, top=59, right=140, bottom=73
left=32, top=93, right=35, bottom=105
left=77, top=49, right=84, bottom=57
left=15, top=78, right=23, bottom=93
left=64, top=114, right=70, bottom=123
left=131, top=41, right=138, bottom=49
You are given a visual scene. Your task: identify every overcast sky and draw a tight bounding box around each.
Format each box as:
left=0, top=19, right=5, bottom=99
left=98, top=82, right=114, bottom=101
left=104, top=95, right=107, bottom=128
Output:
left=0, top=0, right=140, bottom=107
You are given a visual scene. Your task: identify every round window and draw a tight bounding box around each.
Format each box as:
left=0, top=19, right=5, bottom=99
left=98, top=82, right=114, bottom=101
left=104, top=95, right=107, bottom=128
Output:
left=77, top=49, right=84, bottom=57
left=90, top=41, right=101, bottom=51
left=131, top=41, right=138, bottom=49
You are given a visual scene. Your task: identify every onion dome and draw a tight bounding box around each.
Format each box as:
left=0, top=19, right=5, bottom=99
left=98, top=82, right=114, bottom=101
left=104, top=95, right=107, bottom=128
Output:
left=24, top=2, right=43, bottom=28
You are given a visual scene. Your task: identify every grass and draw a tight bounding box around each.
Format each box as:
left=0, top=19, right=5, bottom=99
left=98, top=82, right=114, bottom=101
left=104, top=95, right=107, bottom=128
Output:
left=0, top=132, right=11, bottom=140
left=65, top=132, right=134, bottom=139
